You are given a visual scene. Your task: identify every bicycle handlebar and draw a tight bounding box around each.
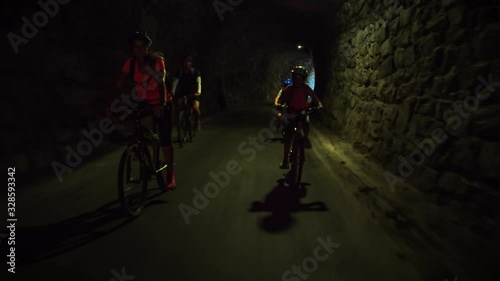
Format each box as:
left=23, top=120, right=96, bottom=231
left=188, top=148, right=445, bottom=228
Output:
left=175, top=93, right=199, bottom=98
left=276, top=105, right=320, bottom=115
left=130, top=104, right=166, bottom=119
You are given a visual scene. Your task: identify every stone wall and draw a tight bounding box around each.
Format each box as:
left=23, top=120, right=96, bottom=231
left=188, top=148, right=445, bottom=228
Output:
left=321, top=0, right=500, bottom=229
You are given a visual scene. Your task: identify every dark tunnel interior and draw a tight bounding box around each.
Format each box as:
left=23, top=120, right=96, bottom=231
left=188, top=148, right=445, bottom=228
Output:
left=1, top=0, right=500, bottom=280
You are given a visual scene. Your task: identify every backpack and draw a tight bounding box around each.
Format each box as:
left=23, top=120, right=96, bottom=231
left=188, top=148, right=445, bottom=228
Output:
left=285, top=84, right=310, bottom=107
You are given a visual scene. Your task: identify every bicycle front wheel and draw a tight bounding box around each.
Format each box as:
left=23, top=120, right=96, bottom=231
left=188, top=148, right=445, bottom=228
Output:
left=154, top=141, right=168, bottom=190
left=118, top=145, right=147, bottom=217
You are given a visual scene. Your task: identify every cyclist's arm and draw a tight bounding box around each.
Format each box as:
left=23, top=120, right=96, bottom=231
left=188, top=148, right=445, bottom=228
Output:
left=154, top=59, right=167, bottom=104
left=196, top=76, right=202, bottom=95
left=171, top=77, right=179, bottom=96
left=310, top=89, right=323, bottom=108
left=277, top=88, right=289, bottom=107
left=274, top=89, right=282, bottom=106
left=157, top=72, right=167, bottom=105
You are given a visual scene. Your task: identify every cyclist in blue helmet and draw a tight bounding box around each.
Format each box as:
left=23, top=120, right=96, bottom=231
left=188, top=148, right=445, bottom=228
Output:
left=277, top=66, right=323, bottom=168
left=273, top=78, right=293, bottom=133
left=274, top=78, right=292, bottom=106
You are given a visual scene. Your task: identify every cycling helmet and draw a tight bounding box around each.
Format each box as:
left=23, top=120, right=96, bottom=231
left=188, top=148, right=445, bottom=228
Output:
left=130, top=32, right=153, bottom=48
left=291, top=66, right=308, bottom=78
left=292, top=66, right=309, bottom=79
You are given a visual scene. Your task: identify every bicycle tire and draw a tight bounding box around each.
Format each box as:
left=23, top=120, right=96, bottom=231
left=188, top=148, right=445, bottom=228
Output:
left=118, top=145, right=147, bottom=217
left=289, top=137, right=303, bottom=188
left=188, top=110, right=195, bottom=142
left=297, top=138, right=305, bottom=187
left=178, top=111, right=187, bottom=146
left=184, top=112, right=191, bottom=143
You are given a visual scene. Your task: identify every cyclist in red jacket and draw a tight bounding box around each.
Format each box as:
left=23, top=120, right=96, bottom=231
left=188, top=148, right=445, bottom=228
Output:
left=107, top=32, right=175, bottom=189
left=277, top=66, right=323, bottom=169
left=273, top=78, right=292, bottom=133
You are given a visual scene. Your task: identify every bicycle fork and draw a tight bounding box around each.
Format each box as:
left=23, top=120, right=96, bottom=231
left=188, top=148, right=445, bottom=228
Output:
left=153, top=141, right=168, bottom=174
left=289, top=136, right=305, bottom=165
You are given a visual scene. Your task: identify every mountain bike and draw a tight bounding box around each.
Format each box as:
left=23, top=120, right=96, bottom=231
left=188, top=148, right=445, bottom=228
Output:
left=279, top=106, right=318, bottom=188
left=117, top=107, right=168, bottom=217
left=177, top=95, right=196, bottom=147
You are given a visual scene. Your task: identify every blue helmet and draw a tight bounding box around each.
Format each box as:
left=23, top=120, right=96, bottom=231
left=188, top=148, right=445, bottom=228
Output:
left=284, top=78, right=292, bottom=87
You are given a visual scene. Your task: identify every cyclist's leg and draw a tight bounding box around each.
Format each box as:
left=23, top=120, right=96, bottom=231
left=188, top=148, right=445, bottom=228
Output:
left=191, top=96, right=201, bottom=130
left=175, top=95, right=186, bottom=144
left=175, top=95, right=184, bottom=123
left=124, top=119, right=137, bottom=160
left=157, top=104, right=175, bottom=188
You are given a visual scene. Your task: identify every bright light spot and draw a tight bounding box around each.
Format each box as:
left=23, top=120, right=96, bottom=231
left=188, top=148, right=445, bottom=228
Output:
left=297, top=45, right=303, bottom=49
left=307, top=69, right=315, bottom=90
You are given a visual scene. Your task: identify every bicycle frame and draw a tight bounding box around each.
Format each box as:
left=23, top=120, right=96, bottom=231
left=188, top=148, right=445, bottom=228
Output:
left=180, top=96, right=196, bottom=122
left=118, top=107, right=168, bottom=217
left=288, top=118, right=306, bottom=164
left=177, top=95, right=196, bottom=145
left=131, top=109, right=163, bottom=175
left=278, top=106, right=317, bottom=187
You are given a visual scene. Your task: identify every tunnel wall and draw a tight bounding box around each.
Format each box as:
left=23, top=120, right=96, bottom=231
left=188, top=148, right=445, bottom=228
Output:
left=2, top=0, right=219, bottom=178
left=2, top=0, right=303, bottom=180
left=321, top=0, right=499, bottom=218
left=2, top=0, right=299, bottom=179
left=201, top=14, right=306, bottom=109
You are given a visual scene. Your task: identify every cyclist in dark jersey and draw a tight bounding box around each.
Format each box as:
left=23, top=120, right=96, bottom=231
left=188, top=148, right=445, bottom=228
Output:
left=172, top=55, right=202, bottom=131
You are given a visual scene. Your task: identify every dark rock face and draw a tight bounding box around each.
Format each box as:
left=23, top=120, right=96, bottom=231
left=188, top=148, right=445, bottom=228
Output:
left=318, top=0, right=500, bottom=206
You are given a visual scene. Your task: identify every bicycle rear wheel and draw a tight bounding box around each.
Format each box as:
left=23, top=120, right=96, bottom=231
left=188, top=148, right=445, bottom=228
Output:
left=289, top=138, right=303, bottom=188
left=118, top=145, right=147, bottom=217
left=188, top=110, right=195, bottom=142
left=178, top=111, right=188, bottom=146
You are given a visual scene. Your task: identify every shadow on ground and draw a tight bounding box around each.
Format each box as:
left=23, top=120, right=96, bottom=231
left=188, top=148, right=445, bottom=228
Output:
left=249, top=179, right=328, bottom=233
left=15, top=190, right=167, bottom=266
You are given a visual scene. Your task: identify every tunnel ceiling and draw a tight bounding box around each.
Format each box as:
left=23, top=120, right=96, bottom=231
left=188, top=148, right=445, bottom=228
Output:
left=217, top=0, right=334, bottom=45
left=198, top=0, right=337, bottom=105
